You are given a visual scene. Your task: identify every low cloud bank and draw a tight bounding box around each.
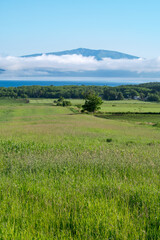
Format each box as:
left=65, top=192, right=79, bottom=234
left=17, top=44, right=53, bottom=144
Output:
left=0, top=54, right=160, bottom=76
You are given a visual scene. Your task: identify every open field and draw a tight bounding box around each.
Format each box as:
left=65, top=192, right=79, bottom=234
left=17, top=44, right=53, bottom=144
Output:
left=101, top=100, right=160, bottom=113
left=0, top=98, right=160, bottom=239
left=30, top=98, right=160, bottom=113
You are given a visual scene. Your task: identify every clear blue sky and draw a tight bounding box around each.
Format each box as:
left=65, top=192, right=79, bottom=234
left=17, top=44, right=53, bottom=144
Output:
left=1, top=0, right=160, bottom=58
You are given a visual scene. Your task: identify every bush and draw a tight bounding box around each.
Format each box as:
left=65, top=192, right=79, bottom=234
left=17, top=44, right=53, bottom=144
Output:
left=106, top=138, right=112, bottom=143
left=55, top=97, right=72, bottom=107
left=62, top=100, right=72, bottom=106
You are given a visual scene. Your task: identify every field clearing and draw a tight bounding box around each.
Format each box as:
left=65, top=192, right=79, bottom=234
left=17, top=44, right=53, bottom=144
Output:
left=30, top=98, right=160, bottom=113
left=101, top=100, right=160, bottom=112
left=0, top=99, right=160, bottom=239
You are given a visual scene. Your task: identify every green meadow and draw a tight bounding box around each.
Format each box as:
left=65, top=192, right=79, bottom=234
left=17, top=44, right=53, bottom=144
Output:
left=30, top=98, right=160, bottom=113
left=0, top=98, right=160, bottom=239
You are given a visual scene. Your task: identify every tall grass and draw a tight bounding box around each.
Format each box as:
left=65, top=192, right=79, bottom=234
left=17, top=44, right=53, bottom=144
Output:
left=0, top=99, right=159, bottom=239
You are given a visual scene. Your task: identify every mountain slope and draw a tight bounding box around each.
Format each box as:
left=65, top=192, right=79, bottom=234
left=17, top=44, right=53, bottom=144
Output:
left=22, top=48, right=139, bottom=60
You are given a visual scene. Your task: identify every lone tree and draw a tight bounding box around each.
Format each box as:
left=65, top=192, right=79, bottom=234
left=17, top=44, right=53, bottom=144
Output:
left=82, top=93, right=103, bottom=112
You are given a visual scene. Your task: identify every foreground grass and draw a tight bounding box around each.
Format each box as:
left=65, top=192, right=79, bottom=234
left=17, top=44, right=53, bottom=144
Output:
left=0, top=99, right=160, bottom=239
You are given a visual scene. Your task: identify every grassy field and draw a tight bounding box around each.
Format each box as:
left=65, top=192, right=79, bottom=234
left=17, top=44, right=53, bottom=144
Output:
left=101, top=100, right=160, bottom=113
left=96, top=113, right=160, bottom=126
left=0, top=98, right=160, bottom=239
left=30, top=98, right=160, bottom=113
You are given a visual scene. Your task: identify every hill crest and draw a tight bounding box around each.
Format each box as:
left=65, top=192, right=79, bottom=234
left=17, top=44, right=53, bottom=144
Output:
left=22, top=48, right=139, bottom=60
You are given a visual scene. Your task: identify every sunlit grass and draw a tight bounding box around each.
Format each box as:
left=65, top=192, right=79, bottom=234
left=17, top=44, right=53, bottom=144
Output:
left=0, top=98, right=159, bottom=239
left=30, top=98, right=160, bottom=112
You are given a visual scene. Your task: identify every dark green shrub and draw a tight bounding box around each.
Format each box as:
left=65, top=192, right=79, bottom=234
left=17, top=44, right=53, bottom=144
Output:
left=62, top=100, right=72, bottom=106
left=106, top=138, right=112, bottom=143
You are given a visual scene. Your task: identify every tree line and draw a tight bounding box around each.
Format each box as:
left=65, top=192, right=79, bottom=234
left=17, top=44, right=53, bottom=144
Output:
left=0, top=82, right=160, bottom=101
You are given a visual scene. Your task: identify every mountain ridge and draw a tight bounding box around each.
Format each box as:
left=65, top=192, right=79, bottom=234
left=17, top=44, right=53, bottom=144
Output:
left=22, top=48, right=139, bottom=60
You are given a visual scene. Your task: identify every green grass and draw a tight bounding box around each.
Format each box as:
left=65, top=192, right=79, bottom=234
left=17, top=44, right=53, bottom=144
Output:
left=30, top=98, right=84, bottom=106
left=0, top=98, right=159, bottom=239
left=96, top=113, right=160, bottom=126
left=30, top=98, right=160, bottom=113
left=101, top=100, right=160, bottom=112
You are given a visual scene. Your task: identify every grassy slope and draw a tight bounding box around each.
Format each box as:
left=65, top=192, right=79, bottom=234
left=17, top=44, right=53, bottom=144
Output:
left=0, top=99, right=160, bottom=239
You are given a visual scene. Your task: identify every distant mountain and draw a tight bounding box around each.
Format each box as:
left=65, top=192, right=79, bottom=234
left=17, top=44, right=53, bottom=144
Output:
left=22, top=48, right=139, bottom=60
left=0, top=49, right=146, bottom=78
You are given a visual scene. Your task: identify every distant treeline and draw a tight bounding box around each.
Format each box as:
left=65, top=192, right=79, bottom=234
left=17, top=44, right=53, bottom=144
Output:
left=1, top=82, right=160, bottom=101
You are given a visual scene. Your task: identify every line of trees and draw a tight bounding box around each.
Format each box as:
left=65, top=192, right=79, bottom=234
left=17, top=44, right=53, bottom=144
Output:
left=0, top=82, right=160, bottom=101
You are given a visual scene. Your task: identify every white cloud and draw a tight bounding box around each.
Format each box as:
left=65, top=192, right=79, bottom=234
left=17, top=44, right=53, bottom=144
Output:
left=1, top=54, right=160, bottom=76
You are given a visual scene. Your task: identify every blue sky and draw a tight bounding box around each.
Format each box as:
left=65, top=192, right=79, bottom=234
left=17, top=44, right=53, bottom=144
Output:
left=0, top=0, right=160, bottom=58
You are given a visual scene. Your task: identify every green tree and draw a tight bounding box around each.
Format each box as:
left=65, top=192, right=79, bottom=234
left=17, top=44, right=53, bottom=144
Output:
left=117, top=92, right=124, bottom=100
left=82, top=94, right=103, bottom=112
left=130, top=89, right=139, bottom=99
left=147, top=94, right=159, bottom=102
left=103, top=88, right=117, bottom=100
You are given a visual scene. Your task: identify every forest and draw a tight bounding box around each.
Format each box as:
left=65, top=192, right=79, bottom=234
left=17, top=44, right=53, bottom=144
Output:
left=0, top=82, right=160, bottom=101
